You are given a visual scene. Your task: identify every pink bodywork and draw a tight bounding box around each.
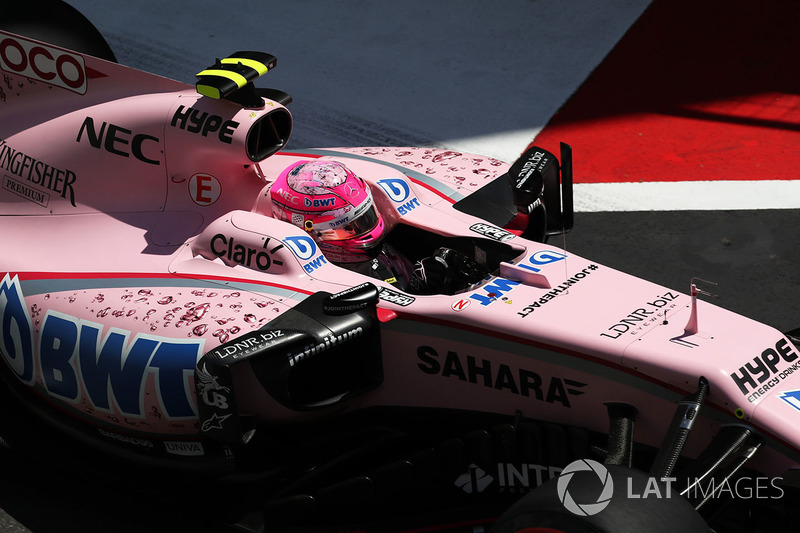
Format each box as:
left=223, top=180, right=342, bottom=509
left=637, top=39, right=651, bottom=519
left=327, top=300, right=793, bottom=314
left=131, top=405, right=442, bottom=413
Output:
left=1, top=31, right=799, bottom=475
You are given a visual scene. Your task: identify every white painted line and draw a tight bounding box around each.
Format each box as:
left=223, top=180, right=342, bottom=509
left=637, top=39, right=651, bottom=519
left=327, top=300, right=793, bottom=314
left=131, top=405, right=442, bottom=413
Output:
left=573, top=180, right=800, bottom=212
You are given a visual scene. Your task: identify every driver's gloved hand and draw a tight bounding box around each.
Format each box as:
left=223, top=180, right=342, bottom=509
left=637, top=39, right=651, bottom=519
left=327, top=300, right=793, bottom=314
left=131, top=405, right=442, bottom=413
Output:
left=433, top=247, right=488, bottom=289
left=408, top=247, right=489, bottom=295
left=408, top=254, right=450, bottom=295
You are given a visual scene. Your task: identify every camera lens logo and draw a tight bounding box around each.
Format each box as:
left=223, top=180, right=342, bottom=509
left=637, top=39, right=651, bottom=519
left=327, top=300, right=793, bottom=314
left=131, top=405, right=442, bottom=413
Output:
left=557, top=459, right=614, bottom=516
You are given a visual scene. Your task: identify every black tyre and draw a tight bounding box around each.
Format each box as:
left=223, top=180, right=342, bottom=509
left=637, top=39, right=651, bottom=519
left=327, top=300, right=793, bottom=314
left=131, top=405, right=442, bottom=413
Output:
left=2, top=0, right=116, bottom=62
left=491, top=463, right=710, bottom=533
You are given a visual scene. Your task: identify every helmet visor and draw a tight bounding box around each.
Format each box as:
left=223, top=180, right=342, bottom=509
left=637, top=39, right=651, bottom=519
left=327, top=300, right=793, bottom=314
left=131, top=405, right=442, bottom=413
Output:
left=316, top=204, right=381, bottom=242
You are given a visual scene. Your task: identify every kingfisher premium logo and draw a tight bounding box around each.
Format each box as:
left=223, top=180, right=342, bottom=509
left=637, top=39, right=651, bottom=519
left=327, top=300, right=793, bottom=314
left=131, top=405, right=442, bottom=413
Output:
left=0, top=138, right=78, bottom=206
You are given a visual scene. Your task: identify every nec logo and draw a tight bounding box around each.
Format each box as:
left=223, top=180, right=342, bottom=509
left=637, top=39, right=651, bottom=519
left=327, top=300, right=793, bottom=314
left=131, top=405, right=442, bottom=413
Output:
left=274, top=187, right=300, bottom=205
left=76, top=116, right=161, bottom=166
left=0, top=35, right=87, bottom=94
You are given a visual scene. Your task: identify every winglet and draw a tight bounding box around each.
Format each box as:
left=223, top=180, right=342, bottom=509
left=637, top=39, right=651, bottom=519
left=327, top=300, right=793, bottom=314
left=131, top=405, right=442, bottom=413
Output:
left=196, top=51, right=277, bottom=104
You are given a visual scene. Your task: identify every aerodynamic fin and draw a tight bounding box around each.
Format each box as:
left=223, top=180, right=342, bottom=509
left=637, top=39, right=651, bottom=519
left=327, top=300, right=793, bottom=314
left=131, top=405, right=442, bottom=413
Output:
left=452, top=142, right=574, bottom=242
left=196, top=51, right=281, bottom=107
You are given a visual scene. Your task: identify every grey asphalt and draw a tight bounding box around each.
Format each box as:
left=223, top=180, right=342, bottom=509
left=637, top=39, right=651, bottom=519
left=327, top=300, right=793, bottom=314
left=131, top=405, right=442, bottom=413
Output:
left=2, top=0, right=799, bottom=531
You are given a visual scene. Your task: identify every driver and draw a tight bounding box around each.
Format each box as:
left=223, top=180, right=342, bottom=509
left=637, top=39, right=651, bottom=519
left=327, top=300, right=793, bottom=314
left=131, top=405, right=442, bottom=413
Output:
left=270, top=160, right=486, bottom=295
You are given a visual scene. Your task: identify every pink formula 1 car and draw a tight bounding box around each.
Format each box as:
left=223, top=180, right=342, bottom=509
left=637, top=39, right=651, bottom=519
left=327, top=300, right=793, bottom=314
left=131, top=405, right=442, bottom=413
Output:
left=1, top=9, right=799, bottom=533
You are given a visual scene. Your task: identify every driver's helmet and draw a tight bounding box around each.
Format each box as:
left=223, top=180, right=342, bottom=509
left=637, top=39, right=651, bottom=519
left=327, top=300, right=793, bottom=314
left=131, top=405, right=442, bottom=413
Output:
left=270, top=160, right=385, bottom=262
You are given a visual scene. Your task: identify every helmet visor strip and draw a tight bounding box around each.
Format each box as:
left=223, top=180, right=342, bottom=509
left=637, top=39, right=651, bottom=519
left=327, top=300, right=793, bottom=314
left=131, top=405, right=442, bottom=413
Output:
left=314, top=203, right=381, bottom=241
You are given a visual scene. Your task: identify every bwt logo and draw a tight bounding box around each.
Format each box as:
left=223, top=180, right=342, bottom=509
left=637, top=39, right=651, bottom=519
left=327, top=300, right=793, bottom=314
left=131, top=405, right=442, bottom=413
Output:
left=519, top=250, right=567, bottom=273
left=284, top=235, right=317, bottom=260
left=779, top=389, right=800, bottom=412
left=469, top=251, right=567, bottom=306
left=0, top=274, right=203, bottom=419
left=377, top=178, right=411, bottom=202
left=0, top=274, right=35, bottom=384
left=377, top=178, right=419, bottom=216
left=470, top=278, right=520, bottom=306
left=0, top=35, right=87, bottom=94
left=284, top=235, right=328, bottom=273
left=304, top=196, right=335, bottom=208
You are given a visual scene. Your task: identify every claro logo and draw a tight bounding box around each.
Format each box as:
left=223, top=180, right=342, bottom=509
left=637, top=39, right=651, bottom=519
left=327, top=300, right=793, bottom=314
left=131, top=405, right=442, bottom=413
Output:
left=0, top=35, right=87, bottom=94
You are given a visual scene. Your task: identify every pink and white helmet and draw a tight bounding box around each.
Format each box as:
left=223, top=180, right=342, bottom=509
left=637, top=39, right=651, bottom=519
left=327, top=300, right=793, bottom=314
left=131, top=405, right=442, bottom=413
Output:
left=270, top=160, right=385, bottom=262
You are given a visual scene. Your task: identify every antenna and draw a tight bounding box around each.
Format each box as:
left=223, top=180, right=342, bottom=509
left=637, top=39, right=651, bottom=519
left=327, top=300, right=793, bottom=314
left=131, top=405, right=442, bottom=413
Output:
left=684, top=277, right=718, bottom=335
left=554, top=142, right=572, bottom=292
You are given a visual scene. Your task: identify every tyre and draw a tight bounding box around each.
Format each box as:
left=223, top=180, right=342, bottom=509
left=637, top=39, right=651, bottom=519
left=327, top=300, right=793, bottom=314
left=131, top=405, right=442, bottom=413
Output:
left=491, top=464, right=710, bottom=533
left=2, top=0, right=116, bottom=62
